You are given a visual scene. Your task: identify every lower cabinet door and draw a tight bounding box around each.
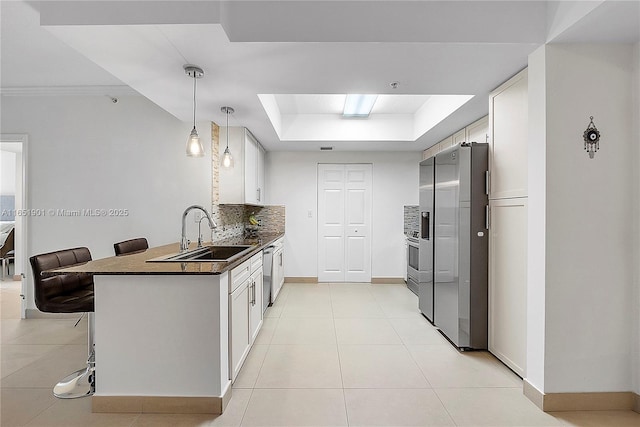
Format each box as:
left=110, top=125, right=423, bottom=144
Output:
left=230, top=281, right=250, bottom=382
left=489, top=198, right=527, bottom=377
left=249, top=268, right=263, bottom=344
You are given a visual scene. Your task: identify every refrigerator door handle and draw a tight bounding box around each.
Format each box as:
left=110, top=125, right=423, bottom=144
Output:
left=485, top=171, right=490, bottom=195
left=421, top=211, right=430, bottom=240
left=485, top=205, right=490, bottom=230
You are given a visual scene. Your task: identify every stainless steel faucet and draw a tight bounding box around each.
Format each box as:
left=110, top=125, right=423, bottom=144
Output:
left=181, top=205, right=217, bottom=252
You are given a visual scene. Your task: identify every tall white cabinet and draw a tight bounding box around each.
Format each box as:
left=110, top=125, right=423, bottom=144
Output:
left=488, top=68, right=528, bottom=377
left=219, top=127, right=265, bottom=206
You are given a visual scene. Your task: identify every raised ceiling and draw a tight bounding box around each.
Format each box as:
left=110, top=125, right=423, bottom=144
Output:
left=2, top=1, right=638, bottom=151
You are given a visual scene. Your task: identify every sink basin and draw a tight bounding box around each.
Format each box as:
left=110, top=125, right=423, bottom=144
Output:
left=147, top=245, right=254, bottom=263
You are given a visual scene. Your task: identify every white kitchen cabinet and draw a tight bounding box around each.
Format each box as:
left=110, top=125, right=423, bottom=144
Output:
left=438, top=135, right=454, bottom=150
left=272, top=245, right=285, bottom=300
left=256, top=142, right=265, bottom=204
left=229, top=252, right=264, bottom=382
left=452, top=128, right=466, bottom=146
left=229, top=279, right=250, bottom=382
left=486, top=68, right=528, bottom=378
left=488, top=198, right=527, bottom=377
left=249, top=266, right=263, bottom=344
left=466, top=115, right=489, bottom=144
left=489, top=69, right=528, bottom=200
left=219, top=127, right=265, bottom=206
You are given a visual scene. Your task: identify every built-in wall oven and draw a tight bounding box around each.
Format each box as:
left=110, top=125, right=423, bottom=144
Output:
left=406, top=234, right=419, bottom=296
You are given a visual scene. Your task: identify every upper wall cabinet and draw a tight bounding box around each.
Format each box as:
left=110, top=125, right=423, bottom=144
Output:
left=489, top=69, right=528, bottom=200
left=219, top=127, right=266, bottom=206
left=421, top=116, right=488, bottom=160
left=466, top=116, right=489, bottom=144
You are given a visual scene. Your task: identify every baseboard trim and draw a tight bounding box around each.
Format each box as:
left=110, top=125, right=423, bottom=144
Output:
left=93, top=391, right=230, bottom=414
left=523, top=380, right=637, bottom=412
left=371, top=277, right=406, bottom=284
left=284, top=276, right=318, bottom=283
left=25, top=308, right=79, bottom=319
left=523, top=380, right=544, bottom=410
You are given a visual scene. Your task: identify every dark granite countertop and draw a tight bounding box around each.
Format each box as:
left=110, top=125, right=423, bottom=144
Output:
left=46, top=232, right=284, bottom=276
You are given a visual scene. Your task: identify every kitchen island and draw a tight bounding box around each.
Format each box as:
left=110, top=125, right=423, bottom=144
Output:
left=47, top=233, right=283, bottom=414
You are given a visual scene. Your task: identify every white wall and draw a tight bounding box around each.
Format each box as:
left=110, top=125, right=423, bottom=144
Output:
left=1, top=150, right=16, bottom=194
left=526, top=45, right=547, bottom=393
left=266, top=151, right=420, bottom=279
left=528, top=43, right=635, bottom=394
left=1, top=95, right=211, bottom=312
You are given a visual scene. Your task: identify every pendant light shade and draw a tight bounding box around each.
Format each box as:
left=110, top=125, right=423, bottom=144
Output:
left=221, top=106, right=235, bottom=168
left=184, top=65, right=205, bottom=157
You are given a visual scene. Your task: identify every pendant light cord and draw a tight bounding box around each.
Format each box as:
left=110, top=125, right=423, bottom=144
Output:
left=192, top=74, right=197, bottom=128
left=226, top=108, right=230, bottom=149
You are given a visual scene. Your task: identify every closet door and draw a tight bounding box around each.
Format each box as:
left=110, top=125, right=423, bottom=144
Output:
left=318, top=164, right=372, bottom=282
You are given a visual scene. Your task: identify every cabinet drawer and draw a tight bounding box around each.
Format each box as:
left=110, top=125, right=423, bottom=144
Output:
left=250, top=252, right=262, bottom=273
left=230, top=259, right=251, bottom=293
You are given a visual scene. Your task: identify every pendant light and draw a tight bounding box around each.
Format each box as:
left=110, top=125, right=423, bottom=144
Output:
left=221, top=106, right=235, bottom=168
left=184, top=65, right=205, bottom=157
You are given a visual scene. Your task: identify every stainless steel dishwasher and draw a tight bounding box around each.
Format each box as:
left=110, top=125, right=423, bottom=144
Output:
left=262, top=245, right=275, bottom=313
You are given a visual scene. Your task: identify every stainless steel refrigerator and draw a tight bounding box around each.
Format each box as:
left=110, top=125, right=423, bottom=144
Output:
left=419, top=142, right=489, bottom=349
left=418, top=157, right=434, bottom=322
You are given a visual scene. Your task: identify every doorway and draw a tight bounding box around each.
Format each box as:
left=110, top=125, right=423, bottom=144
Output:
left=1, top=134, right=28, bottom=318
left=317, top=164, right=372, bottom=282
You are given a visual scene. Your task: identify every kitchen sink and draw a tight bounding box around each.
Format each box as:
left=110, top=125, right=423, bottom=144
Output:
left=147, top=245, right=254, bottom=263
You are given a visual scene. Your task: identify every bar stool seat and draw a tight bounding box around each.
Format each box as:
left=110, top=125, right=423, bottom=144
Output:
left=113, top=237, right=148, bottom=256
left=30, top=247, right=95, bottom=398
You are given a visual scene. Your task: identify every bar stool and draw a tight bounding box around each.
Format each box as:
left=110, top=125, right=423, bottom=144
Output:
left=29, top=247, right=95, bottom=398
left=1, top=227, right=15, bottom=280
left=113, top=237, right=148, bottom=256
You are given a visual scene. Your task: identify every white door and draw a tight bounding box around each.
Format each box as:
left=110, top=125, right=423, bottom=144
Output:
left=318, top=164, right=371, bottom=282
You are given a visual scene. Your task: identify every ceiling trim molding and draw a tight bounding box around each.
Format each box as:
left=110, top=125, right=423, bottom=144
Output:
left=0, top=85, right=139, bottom=97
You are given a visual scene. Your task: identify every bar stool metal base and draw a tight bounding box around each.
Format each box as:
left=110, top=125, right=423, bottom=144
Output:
left=53, top=313, right=95, bottom=399
left=53, top=364, right=95, bottom=399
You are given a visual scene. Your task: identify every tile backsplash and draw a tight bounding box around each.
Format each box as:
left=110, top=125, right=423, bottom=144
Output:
left=404, top=205, right=419, bottom=235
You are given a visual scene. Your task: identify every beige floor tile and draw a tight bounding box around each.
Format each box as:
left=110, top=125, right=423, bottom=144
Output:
left=0, top=388, right=58, bottom=426
left=436, top=387, right=563, bottom=426
left=388, top=315, right=448, bottom=345
left=270, top=317, right=336, bottom=345
left=407, top=345, right=522, bottom=388
left=550, top=410, right=640, bottom=426
left=328, top=283, right=373, bottom=293
left=371, top=286, right=421, bottom=318
left=330, top=294, right=387, bottom=318
left=2, top=344, right=87, bottom=388
left=338, top=345, right=430, bottom=389
left=240, top=388, right=347, bottom=426
left=209, top=389, right=252, bottom=427
left=334, top=318, right=402, bottom=345
left=233, top=345, right=268, bottom=389
left=269, top=286, right=289, bottom=308
left=280, top=299, right=333, bottom=318
left=5, top=319, right=87, bottom=345
left=263, top=305, right=282, bottom=318
left=1, top=344, right=64, bottom=379
left=131, top=413, right=214, bottom=427
left=344, top=388, right=455, bottom=426
left=252, top=317, right=279, bottom=345
left=24, top=396, right=139, bottom=427
left=254, top=345, right=342, bottom=388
